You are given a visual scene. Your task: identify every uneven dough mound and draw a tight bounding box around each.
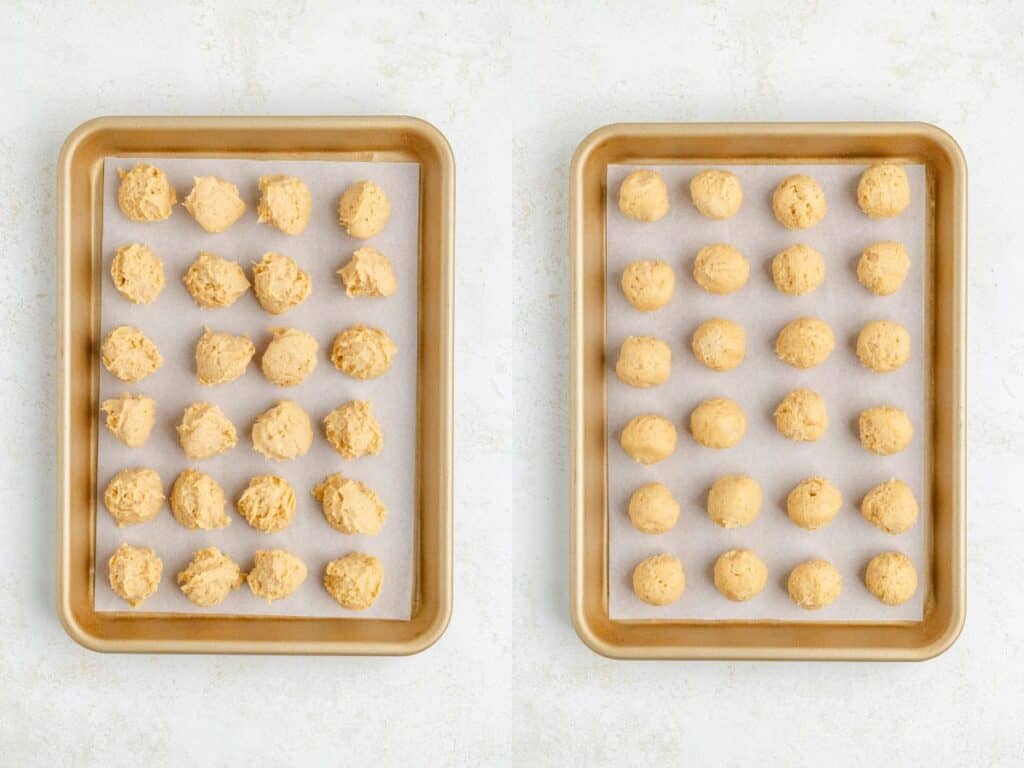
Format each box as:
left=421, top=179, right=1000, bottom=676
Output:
left=170, top=469, right=230, bottom=530
left=714, top=549, right=767, bottom=602
left=183, top=175, right=246, bottom=233
left=617, top=169, right=669, bottom=222
left=775, top=317, right=835, bottom=369
left=103, top=467, right=164, bottom=526
left=707, top=474, right=762, bottom=528
left=861, top=479, right=919, bottom=535
left=261, top=328, right=318, bottom=387
left=632, top=553, right=684, bottom=606
left=101, top=326, right=163, bottom=383
left=858, top=241, right=910, bottom=296
left=111, top=243, right=165, bottom=304
left=183, top=251, right=251, bottom=308
left=691, top=318, right=745, bottom=372
left=101, top=393, right=156, bottom=448
left=771, top=244, right=825, bottom=296
left=690, top=397, right=746, bottom=449
left=108, top=543, right=162, bottom=608
left=621, top=259, right=675, bottom=311
left=857, top=164, right=910, bottom=219
left=772, top=174, right=827, bottom=229
left=252, top=252, right=312, bottom=315
left=176, top=547, right=244, bottom=607
left=313, top=473, right=388, bottom=535
left=176, top=401, right=237, bottom=460
left=195, top=327, right=255, bottom=385
left=338, top=180, right=391, bottom=239
left=117, top=164, right=176, bottom=222
left=257, top=174, right=312, bottom=235
left=689, top=169, right=742, bottom=219
left=615, top=335, right=671, bottom=388
left=247, top=549, right=308, bottom=603
left=693, top=244, right=749, bottom=294
left=627, top=482, right=680, bottom=534
left=324, top=552, right=383, bottom=610
left=787, top=476, right=842, bottom=531
left=331, top=325, right=397, bottom=380
left=858, top=406, right=913, bottom=455
left=865, top=551, right=918, bottom=605
left=237, top=475, right=297, bottom=533
left=620, top=414, right=677, bottom=464
left=856, top=320, right=911, bottom=373
left=251, top=400, right=313, bottom=461
left=787, top=559, right=841, bottom=610
left=338, top=247, right=397, bottom=297
left=774, top=388, right=827, bottom=442
left=324, top=400, right=383, bottom=459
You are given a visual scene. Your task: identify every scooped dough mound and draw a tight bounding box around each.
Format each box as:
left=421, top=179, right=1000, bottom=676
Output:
left=691, top=318, right=745, bottom=372
left=183, top=175, right=246, bottom=233
left=176, top=547, right=244, bottom=607
left=252, top=252, right=311, bottom=314
left=774, top=388, right=827, bottom=442
left=865, top=551, right=918, bottom=605
left=101, top=393, right=156, bottom=448
left=331, top=325, right=397, bottom=380
left=108, top=543, right=162, bottom=608
left=183, top=251, right=250, bottom=308
left=689, top=169, right=742, bottom=219
left=257, top=174, right=312, bottom=235
left=313, top=473, right=388, bottom=535
left=714, top=549, right=768, bottom=602
left=117, top=164, right=176, bottom=222
left=111, top=243, right=165, bottom=304
left=632, top=553, right=685, bottom=606
left=103, top=467, right=164, bottom=526
left=247, top=549, right=308, bottom=603
left=861, top=479, right=919, bottom=534
left=693, top=244, right=749, bottom=294
left=859, top=406, right=913, bottom=455
left=857, top=164, right=910, bottom=219
left=338, top=247, right=397, bottom=298
left=617, top=169, right=669, bottom=222
left=690, top=397, right=746, bottom=449
left=615, top=335, right=671, bottom=388
left=338, top=180, right=391, bottom=239
left=251, top=400, right=314, bottom=461
left=237, top=474, right=297, bottom=533
left=323, top=400, right=383, bottom=459
left=856, top=320, right=911, bottom=373
left=772, top=174, right=827, bottom=229
left=621, top=259, right=675, bottom=311
left=170, top=469, right=230, bottom=530
left=771, top=244, right=825, bottom=296
left=707, top=474, right=762, bottom=528
left=787, top=559, right=842, bottom=610
left=194, top=327, right=255, bottom=385
left=260, top=328, right=318, bottom=387
left=324, top=552, right=383, bottom=610
left=858, top=241, right=910, bottom=296
left=176, top=402, right=237, bottom=460
left=627, top=482, right=680, bottom=534
left=775, top=317, right=835, bottom=369
left=620, top=414, right=677, bottom=464
left=786, top=476, right=842, bottom=530
left=101, top=326, right=163, bottom=383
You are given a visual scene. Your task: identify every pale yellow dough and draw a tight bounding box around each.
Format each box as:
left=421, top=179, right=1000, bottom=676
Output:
left=693, top=244, right=749, bottom=294
left=183, top=175, right=246, bottom=233
left=237, top=475, right=297, bottom=533
left=108, top=543, right=162, bottom=608
left=632, top=553, right=684, bottom=606
left=714, top=549, right=767, bottom=602
left=859, top=406, right=913, bottom=455
left=103, top=467, right=164, bottom=526
left=617, top=169, right=669, bottom=222
left=857, top=164, right=910, bottom=219
left=627, top=483, right=680, bottom=534
left=615, top=335, right=671, bottom=388
left=788, top=559, right=842, bottom=610
left=331, top=325, right=397, bottom=380
left=101, top=326, right=163, bottom=383
left=689, top=169, right=742, bottom=219
left=621, top=259, right=675, bottom=311
left=313, top=473, right=388, bottom=535
left=690, top=397, right=746, bottom=449
left=707, top=474, right=762, bottom=528
left=251, top=400, right=314, bottom=461
left=775, top=317, right=835, bottom=369
left=338, top=247, right=397, bottom=298
left=170, top=469, right=230, bottom=530
left=774, top=388, right=827, bottom=442
left=691, top=318, right=745, bottom=372
left=176, top=547, right=244, bottom=607
left=772, top=174, right=827, bottom=229
left=111, top=243, right=165, bottom=304
left=194, top=327, right=255, bottom=386
left=247, top=549, right=308, bottom=603
left=787, top=476, right=842, bottom=531
left=117, top=164, right=176, bottom=222
left=338, top=181, right=391, bottom=239
left=183, top=251, right=251, bottom=308
left=620, top=414, right=677, bottom=464
left=771, top=244, right=825, bottom=296
left=858, top=241, right=910, bottom=296
left=856, top=320, right=911, bottom=373
left=257, top=174, right=312, bottom=235
left=252, top=252, right=312, bottom=315
left=176, top=402, right=237, bottom=460
left=861, top=479, right=919, bottom=534
left=324, top=553, right=383, bottom=610
left=324, top=400, right=383, bottom=459
left=865, top=551, right=917, bottom=605
left=261, top=328, right=318, bottom=387
left=101, top=393, right=156, bottom=448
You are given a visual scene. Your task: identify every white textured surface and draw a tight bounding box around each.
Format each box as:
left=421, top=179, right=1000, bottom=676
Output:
left=1, top=1, right=1021, bottom=764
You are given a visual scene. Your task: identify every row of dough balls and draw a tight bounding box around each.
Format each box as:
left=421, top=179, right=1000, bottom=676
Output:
left=108, top=543, right=382, bottom=611
left=633, top=550, right=918, bottom=608
left=117, top=164, right=392, bottom=239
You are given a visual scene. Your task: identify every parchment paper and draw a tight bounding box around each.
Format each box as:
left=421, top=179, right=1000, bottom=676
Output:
left=607, top=163, right=927, bottom=621
left=96, top=156, right=420, bottom=619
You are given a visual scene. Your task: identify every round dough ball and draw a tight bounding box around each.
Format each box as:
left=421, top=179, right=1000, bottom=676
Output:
left=632, top=553, right=685, bottom=606
left=257, top=174, right=311, bottom=235
left=615, top=335, right=671, bottom=388
left=857, top=164, right=910, bottom=219
left=774, top=388, right=827, bottom=442
left=247, top=549, right=308, bottom=603
left=338, top=180, right=391, bottom=239
left=252, top=252, right=311, bottom=315
left=693, top=244, right=749, bottom=294
left=338, top=247, right=397, bottom=298
left=251, top=400, right=313, bottom=461
left=237, top=474, right=297, bottom=533
left=260, top=328, right=318, bottom=387
left=194, top=327, right=255, bottom=386
left=707, top=474, right=762, bottom=528
left=865, top=551, right=918, bottom=605
left=620, top=414, right=677, bottom=465
left=170, top=469, right=230, bottom=530
left=689, top=169, right=742, bottom=219
left=775, top=317, right=835, bottom=369
left=627, top=483, right=680, bottom=534
left=117, top=164, right=176, bottom=222
left=691, top=318, right=745, bottom=372
left=787, top=559, right=842, bottom=610
left=103, top=467, right=164, bottom=526
left=772, top=174, right=827, bottom=229
left=786, top=476, right=843, bottom=531
left=176, top=547, right=244, bottom=608
left=183, top=251, right=251, bottom=308
left=714, top=549, right=768, bottom=602
left=101, top=393, right=156, bottom=448
left=176, top=402, right=237, bottom=460
left=858, top=241, right=910, bottom=296
left=856, top=320, right=911, bottom=373
left=323, top=400, right=383, bottom=459
left=324, top=552, right=383, bottom=610
left=690, top=397, right=746, bottom=449
left=111, top=243, right=165, bottom=304
left=771, top=244, right=825, bottom=296
left=183, top=175, right=246, bottom=233
left=331, top=325, right=397, bottom=380
left=108, top=543, right=162, bottom=608
left=861, top=479, right=919, bottom=535
left=621, top=259, right=674, bottom=311
left=313, top=473, right=388, bottom=535
left=617, top=169, right=669, bottom=222
left=859, top=406, right=913, bottom=455
left=101, top=326, right=163, bottom=383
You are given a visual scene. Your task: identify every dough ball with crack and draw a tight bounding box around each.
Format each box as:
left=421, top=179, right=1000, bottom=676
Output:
left=108, top=543, right=162, bottom=608
left=690, top=397, right=746, bottom=449
left=101, top=393, right=156, bottom=448
left=324, top=400, right=383, bottom=459
left=865, top=551, right=917, bottom=605
left=858, top=241, right=910, bottom=296
left=251, top=400, right=313, bottom=461
left=620, top=414, right=677, bottom=464
left=257, top=174, right=311, bottom=235
left=693, top=244, right=749, bottom=294
left=714, top=549, right=767, bottom=602
left=183, top=175, right=246, bottom=233
left=101, top=326, right=163, bottom=383
left=615, top=335, right=671, bottom=388
left=183, top=251, right=250, bottom=308
left=689, top=169, right=742, bottom=219
left=338, top=180, right=390, bottom=239
left=170, top=469, right=230, bottom=530
left=861, top=479, right=919, bottom=535
left=331, top=325, right=397, bottom=380
left=621, top=259, right=674, bottom=311
left=627, top=482, right=680, bottom=534
left=787, top=559, right=842, bottom=610
left=771, top=244, right=825, bottom=296
left=247, top=549, right=308, bottom=603
left=324, top=552, right=383, bottom=610
left=237, top=475, right=297, bottom=533
left=338, top=247, right=397, bottom=298
left=117, top=164, right=176, bottom=222
left=313, top=473, right=388, bottom=535
left=856, top=320, right=911, bottom=373
left=632, top=553, right=684, bottom=606
left=103, top=467, right=164, bottom=526
left=195, top=327, right=255, bottom=385
left=261, top=328, right=318, bottom=387
left=786, top=476, right=842, bottom=531
left=775, top=317, right=835, bottom=369
left=859, top=406, right=913, bottom=455
left=176, top=547, right=244, bottom=608
left=857, top=164, right=910, bottom=219
left=111, top=243, right=165, bottom=304
left=707, top=474, right=762, bottom=529
left=176, top=402, right=237, bottom=460
left=691, top=318, right=745, bottom=372
left=252, top=252, right=311, bottom=314
left=772, top=174, right=827, bottom=229
left=774, top=388, right=827, bottom=442
left=617, top=169, right=669, bottom=222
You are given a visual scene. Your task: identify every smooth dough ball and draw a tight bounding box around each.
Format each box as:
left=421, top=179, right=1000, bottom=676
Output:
left=183, top=175, right=246, bottom=233
left=324, top=553, right=383, bottom=610
left=788, top=559, right=842, bottom=610
left=617, top=169, right=669, bottom=222
left=775, top=317, right=835, bottom=369
left=111, top=243, right=165, bottom=304
left=714, top=549, right=768, bottom=602
left=252, top=252, right=311, bottom=315
left=237, top=475, right=297, bottom=533
left=859, top=406, right=913, bottom=455
left=689, top=169, right=742, bottom=219
left=117, top=164, right=176, bottom=222
left=620, top=414, right=677, bottom=464
left=691, top=318, right=745, bottom=372
left=856, top=320, right=911, bottom=373
left=858, top=241, right=910, bottom=296
left=108, top=543, right=162, bottom=608
left=615, top=335, right=671, bottom=388
left=772, top=174, right=827, bottom=229
left=774, top=388, right=827, bottom=442
left=632, top=553, right=684, bottom=606
left=861, top=479, right=919, bottom=534
left=170, top=469, right=230, bottom=530
left=183, top=251, right=250, bottom=308
left=257, top=174, right=311, bottom=235
left=323, top=400, right=383, bottom=459
left=176, top=547, right=244, bottom=608
left=690, top=397, right=746, bottom=449
left=621, top=259, right=674, bottom=311
left=176, top=402, right=237, bottom=460
left=865, top=551, right=918, bottom=605
left=338, top=247, right=397, bottom=298
left=787, top=476, right=842, bottom=531
left=103, top=467, right=164, bottom=526
left=194, top=327, right=255, bottom=386
left=693, top=244, right=749, bottom=294
left=627, top=483, right=680, bottom=534
left=338, top=180, right=390, bottom=239
left=101, top=326, right=163, bottom=383
left=857, top=164, right=910, bottom=219
left=261, top=328, right=318, bottom=387
left=251, top=400, right=313, bottom=461
left=707, top=474, right=762, bottom=528
left=101, top=393, right=156, bottom=448
left=247, top=549, right=308, bottom=603
left=313, top=473, right=388, bottom=535
left=771, top=244, right=825, bottom=296
left=331, top=325, right=397, bottom=380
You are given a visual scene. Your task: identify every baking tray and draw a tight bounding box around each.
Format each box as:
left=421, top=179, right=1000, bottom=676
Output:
left=570, top=122, right=966, bottom=660
left=57, top=116, right=453, bottom=654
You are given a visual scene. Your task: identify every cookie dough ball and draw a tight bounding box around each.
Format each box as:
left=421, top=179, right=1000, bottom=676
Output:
left=621, top=260, right=674, bottom=312
left=251, top=400, right=313, bottom=461
left=689, top=169, right=742, bottom=219
left=627, top=483, right=680, bottom=534
left=690, top=397, right=746, bottom=449
left=101, top=326, right=163, bottom=383
left=338, top=180, right=390, bottom=239
left=183, top=175, right=246, bottom=233
left=107, top=543, right=162, bottom=608
left=617, top=169, right=669, bottom=222
left=858, top=241, right=910, bottom=296
left=714, top=549, right=768, bottom=602
left=176, top=402, right=237, bottom=460
left=620, top=414, right=677, bottom=464
left=693, top=244, right=749, bottom=294
left=774, top=389, right=827, bottom=442
left=691, top=318, right=745, bottom=372
left=257, top=174, right=311, bottom=235
left=101, top=393, right=156, bottom=448
left=338, top=247, right=397, bottom=298
left=183, top=251, right=250, bottom=308
left=632, top=553, right=684, bottom=606
left=787, top=559, right=842, bottom=610
left=615, top=335, right=671, bottom=388
left=707, top=474, right=762, bottom=528
left=775, top=317, right=835, bottom=369
left=859, top=406, right=913, bottom=455
left=323, top=400, right=383, bottom=459
left=857, top=164, right=910, bottom=219
left=324, top=553, right=383, bottom=610
left=237, top=475, right=297, bottom=533
left=261, top=328, right=318, bottom=387
left=856, top=320, right=911, bottom=373
left=117, top=164, right=176, bottom=222
left=313, top=473, right=388, bottom=535
left=103, top=468, right=164, bottom=526
left=176, top=547, right=244, bottom=607
left=170, top=469, right=230, bottom=530
left=194, top=327, right=255, bottom=386
left=252, top=252, right=311, bottom=315
left=247, top=549, right=308, bottom=603
left=865, top=551, right=918, bottom=605
left=786, top=476, right=842, bottom=531
left=330, top=325, right=397, bottom=380
left=110, top=243, right=165, bottom=304
left=772, top=174, right=827, bottom=229
left=771, top=244, right=825, bottom=296
left=861, top=479, right=919, bottom=534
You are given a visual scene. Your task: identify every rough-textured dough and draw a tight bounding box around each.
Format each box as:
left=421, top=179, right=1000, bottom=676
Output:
left=691, top=318, right=745, bottom=372
left=176, top=547, right=244, bottom=607
left=251, top=400, right=314, bottom=461
left=859, top=406, right=913, bottom=455
left=176, top=401, right=237, bottom=460
left=772, top=174, right=827, bottom=229
left=331, top=325, right=397, bottom=380
left=247, top=549, right=308, bottom=603
left=338, top=181, right=391, bottom=239
left=170, top=469, right=230, bottom=530
left=627, top=483, right=680, bottom=534
left=632, top=553, right=685, bottom=606
left=252, top=252, right=311, bottom=315
left=101, top=393, right=156, bottom=447
left=690, top=397, right=746, bottom=449
left=861, top=479, right=919, bottom=535
left=101, top=326, right=163, bottom=383
left=775, top=317, right=835, bottom=369
left=689, top=169, right=742, bottom=219
left=620, top=259, right=674, bottom=311
left=786, top=476, right=842, bottom=531
left=182, top=175, right=246, bottom=233
left=620, top=414, right=677, bottom=464
left=103, top=467, right=164, bottom=526
left=260, top=328, right=318, bottom=387
left=714, top=549, right=767, bottom=601
left=323, top=400, right=383, bottom=459
left=856, top=320, right=911, bottom=373
left=865, top=551, right=918, bottom=605
left=617, top=169, right=669, bottom=222
left=615, top=335, right=671, bottom=388
left=257, top=174, right=312, bottom=235
left=707, top=474, right=762, bottom=528
left=117, top=164, right=176, bottom=222
left=183, top=251, right=251, bottom=308
left=237, top=474, right=297, bottom=533
left=324, top=553, right=383, bottom=610
left=313, top=474, right=388, bottom=535
left=338, top=247, right=397, bottom=297
left=771, top=244, right=825, bottom=296
left=857, top=164, right=910, bottom=219
left=194, top=327, right=255, bottom=385
left=787, top=559, right=841, bottom=610
left=693, top=244, right=749, bottom=294
left=111, top=243, right=165, bottom=304
left=774, top=388, right=827, bottom=442
left=108, top=543, right=162, bottom=608
left=858, top=241, right=910, bottom=296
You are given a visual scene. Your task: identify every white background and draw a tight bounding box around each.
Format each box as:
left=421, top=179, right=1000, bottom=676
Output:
left=1, top=1, right=1020, bottom=765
